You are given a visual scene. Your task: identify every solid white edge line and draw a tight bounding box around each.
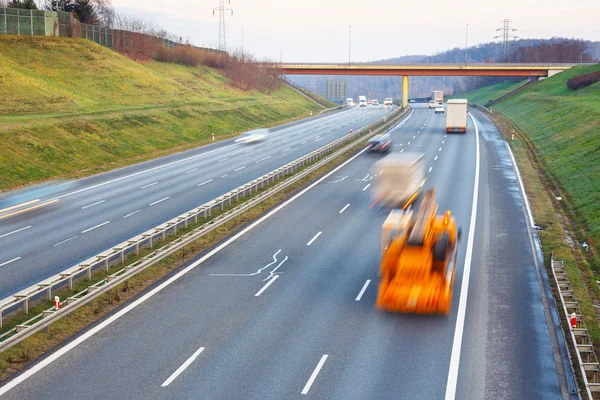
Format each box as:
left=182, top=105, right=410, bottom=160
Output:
left=81, top=200, right=105, bottom=209
left=0, top=110, right=414, bottom=397
left=81, top=221, right=110, bottom=234
left=339, top=204, right=350, bottom=214
left=306, top=231, right=322, bottom=246
left=355, top=279, right=371, bottom=301
left=161, top=346, right=205, bottom=387
left=444, top=112, right=480, bottom=400
left=0, top=225, right=32, bottom=239
left=149, top=197, right=170, bottom=206
left=301, top=355, right=329, bottom=395
left=505, top=142, right=535, bottom=228
left=0, top=257, right=21, bottom=267
left=254, top=275, right=279, bottom=297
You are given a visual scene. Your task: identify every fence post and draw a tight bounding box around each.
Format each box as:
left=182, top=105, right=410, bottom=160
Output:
left=30, top=10, right=33, bottom=36
left=17, top=9, right=20, bottom=35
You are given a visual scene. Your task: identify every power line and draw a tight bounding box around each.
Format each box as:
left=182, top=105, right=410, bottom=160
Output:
left=213, top=0, right=233, bottom=52
left=494, top=19, right=518, bottom=60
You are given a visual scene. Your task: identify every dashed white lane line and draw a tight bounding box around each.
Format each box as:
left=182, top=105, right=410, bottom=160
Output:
left=0, top=257, right=21, bottom=267
left=221, top=174, right=229, bottom=178
left=81, top=200, right=105, bottom=209
left=256, top=156, right=271, bottom=163
left=301, top=141, right=308, bottom=144
left=218, top=157, right=229, bottom=162
left=417, top=131, right=420, bottom=134
left=161, top=346, right=205, bottom=387
left=81, top=221, right=110, bottom=234
left=413, top=136, right=416, bottom=139
left=445, top=134, right=447, bottom=138
left=408, top=141, right=411, bottom=145
left=0, top=225, right=32, bottom=239
left=283, top=147, right=291, bottom=152
left=363, top=184, right=370, bottom=191
left=400, top=149, right=405, bottom=153
left=442, top=140, right=445, bottom=144
left=140, top=182, right=158, bottom=189
left=429, top=167, right=433, bottom=173
left=198, top=179, right=213, bottom=187
left=149, top=197, right=169, bottom=206
left=435, top=156, right=438, bottom=161
left=123, top=210, right=141, bottom=219
left=339, top=204, right=350, bottom=214
left=245, top=149, right=254, bottom=153
left=306, top=231, right=322, bottom=246
left=254, top=275, right=279, bottom=297
left=439, top=147, right=442, bottom=151
left=184, top=168, right=198, bottom=174
left=355, top=279, right=371, bottom=301
left=234, top=166, right=246, bottom=172
left=53, top=236, right=78, bottom=247
left=302, top=355, right=328, bottom=395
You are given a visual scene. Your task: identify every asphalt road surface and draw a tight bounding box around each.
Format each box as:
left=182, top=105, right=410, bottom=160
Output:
left=0, top=104, right=568, bottom=399
left=0, top=106, right=392, bottom=299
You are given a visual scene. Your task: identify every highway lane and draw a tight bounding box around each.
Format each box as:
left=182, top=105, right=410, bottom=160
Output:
left=0, top=106, right=392, bottom=299
left=0, top=105, right=565, bottom=399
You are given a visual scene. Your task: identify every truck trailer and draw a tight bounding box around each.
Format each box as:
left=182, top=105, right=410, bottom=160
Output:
left=445, top=99, right=468, bottom=133
left=431, top=90, right=443, bottom=105
left=371, top=153, right=425, bottom=209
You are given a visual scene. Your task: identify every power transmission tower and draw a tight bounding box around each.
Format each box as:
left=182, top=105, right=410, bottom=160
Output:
left=494, top=19, right=518, bottom=60
left=213, top=0, right=233, bottom=52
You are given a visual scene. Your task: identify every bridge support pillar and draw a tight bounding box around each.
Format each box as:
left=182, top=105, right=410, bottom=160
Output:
left=402, top=75, right=408, bottom=109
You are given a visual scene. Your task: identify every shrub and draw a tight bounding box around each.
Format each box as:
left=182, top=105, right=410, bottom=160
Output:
left=153, top=45, right=224, bottom=69
left=566, top=70, right=600, bottom=91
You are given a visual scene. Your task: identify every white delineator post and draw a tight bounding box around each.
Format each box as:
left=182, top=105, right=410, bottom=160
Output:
left=511, top=130, right=515, bottom=141
left=212, top=133, right=215, bottom=141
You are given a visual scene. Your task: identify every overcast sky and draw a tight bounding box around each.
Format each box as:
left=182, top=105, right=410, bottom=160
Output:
left=113, top=0, right=600, bottom=62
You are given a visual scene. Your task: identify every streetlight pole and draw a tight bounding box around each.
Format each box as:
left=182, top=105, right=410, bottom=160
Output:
left=349, top=25, right=352, bottom=66
left=464, top=23, right=468, bottom=65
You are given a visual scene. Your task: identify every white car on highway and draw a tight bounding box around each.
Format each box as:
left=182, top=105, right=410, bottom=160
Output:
left=435, top=105, right=445, bottom=114
left=235, top=128, right=269, bottom=143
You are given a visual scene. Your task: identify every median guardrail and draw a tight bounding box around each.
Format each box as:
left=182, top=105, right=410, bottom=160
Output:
left=552, top=255, right=600, bottom=399
left=0, top=106, right=409, bottom=352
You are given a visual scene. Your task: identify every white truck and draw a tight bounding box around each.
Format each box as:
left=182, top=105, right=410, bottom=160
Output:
left=445, top=99, right=468, bottom=133
left=431, top=90, right=444, bottom=105
left=346, top=98, right=354, bottom=106
left=359, top=95, right=367, bottom=107
left=371, top=153, right=425, bottom=209
left=384, top=98, right=393, bottom=106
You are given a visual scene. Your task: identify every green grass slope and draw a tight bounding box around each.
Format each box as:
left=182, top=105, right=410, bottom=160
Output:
left=450, top=80, right=526, bottom=106
left=0, top=36, right=323, bottom=191
left=492, top=64, right=600, bottom=253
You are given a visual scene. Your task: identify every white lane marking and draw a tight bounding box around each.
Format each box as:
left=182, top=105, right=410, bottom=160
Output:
left=221, top=174, right=229, bottom=178
left=140, top=182, right=158, bottom=189
left=81, top=221, right=110, bottom=234
left=244, top=149, right=254, bottom=153
left=283, top=147, right=291, bottom=152
left=254, top=275, right=279, bottom=297
left=161, top=347, right=205, bottom=387
left=81, top=200, right=105, bottom=209
left=506, top=143, right=535, bottom=228
left=256, top=156, right=271, bottom=163
left=53, top=236, right=78, bottom=247
left=301, top=141, right=308, bottom=144
left=407, top=141, right=411, bottom=145
left=52, top=143, right=239, bottom=200
left=306, top=231, right=322, bottom=246
left=413, top=136, right=416, bottom=139
left=149, top=197, right=169, bottom=206
left=363, top=184, right=370, bottom=191
left=442, top=140, right=445, bottom=144
left=0, top=225, right=32, bottom=239
left=400, top=149, right=404, bottom=153
left=355, top=280, right=371, bottom=301
left=439, top=147, right=442, bottom=151
left=435, top=156, right=438, bottom=161
left=421, top=126, right=424, bottom=129
left=445, top=112, right=481, bottom=400
left=0, top=111, right=416, bottom=397
left=429, top=167, right=433, bottom=173
left=302, top=355, right=328, bottom=395
left=417, top=131, right=420, bottom=134
left=123, top=210, right=141, bottom=219
left=184, top=168, right=198, bottom=174
left=198, top=179, right=213, bottom=187
left=0, top=257, right=21, bottom=267
left=445, top=134, right=448, bottom=138
left=315, top=138, right=322, bottom=142
left=218, top=157, right=229, bottom=162
left=339, top=204, right=350, bottom=214
left=234, top=166, right=246, bottom=172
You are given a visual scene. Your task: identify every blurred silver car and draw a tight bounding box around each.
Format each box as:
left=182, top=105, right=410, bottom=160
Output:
left=235, top=128, right=269, bottom=144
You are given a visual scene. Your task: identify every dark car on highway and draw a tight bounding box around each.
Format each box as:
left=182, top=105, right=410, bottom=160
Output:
left=367, top=134, right=392, bottom=154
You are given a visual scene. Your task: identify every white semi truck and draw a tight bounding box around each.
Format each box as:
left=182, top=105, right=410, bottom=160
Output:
left=445, top=99, right=468, bottom=133
left=431, top=90, right=444, bottom=105
left=359, top=95, right=367, bottom=107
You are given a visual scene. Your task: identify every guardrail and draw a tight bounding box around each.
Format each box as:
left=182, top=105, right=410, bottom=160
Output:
left=280, top=76, right=333, bottom=108
left=0, top=106, right=409, bottom=352
left=552, top=255, right=600, bottom=399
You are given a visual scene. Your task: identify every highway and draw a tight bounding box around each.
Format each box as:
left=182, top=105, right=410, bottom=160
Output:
left=0, top=106, right=392, bottom=299
left=0, top=104, right=567, bottom=399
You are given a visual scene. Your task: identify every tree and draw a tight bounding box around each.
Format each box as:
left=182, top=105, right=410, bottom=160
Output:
left=72, top=0, right=98, bottom=24
left=8, top=0, right=38, bottom=9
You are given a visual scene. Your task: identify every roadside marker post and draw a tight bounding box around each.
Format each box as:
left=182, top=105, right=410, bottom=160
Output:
left=212, top=133, right=215, bottom=142
left=54, top=296, right=60, bottom=310
left=511, top=130, right=515, bottom=141
left=570, top=312, right=577, bottom=329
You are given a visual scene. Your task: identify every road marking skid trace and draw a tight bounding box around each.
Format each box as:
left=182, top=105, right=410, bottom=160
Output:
left=339, top=204, right=350, bottom=214
left=53, top=236, right=78, bottom=247
left=444, top=112, right=481, bottom=400
left=81, top=200, right=105, bottom=209
left=302, top=355, right=328, bottom=394
left=0, top=111, right=415, bottom=397
left=140, top=182, right=158, bottom=189
left=161, top=346, right=205, bottom=387
left=81, top=221, right=110, bottom=234
left=254, top=275, right=279, bottom=297
left=149, top=197, right=169, bottom=206
left=0, top=257, right=21, bottom=267
left=0, top=226, right=32, bottom=239
left=355, top=280, right=371, bottom=301
left=306, top=231, right=322, bottom=246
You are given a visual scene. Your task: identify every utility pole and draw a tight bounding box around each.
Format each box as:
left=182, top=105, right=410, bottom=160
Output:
left=494, top=19, right=518, bottom=60
left=241, top=27, right=244, bottom=59
left=464, top=23, right=468, bottom=65
left=213, top=0, right=233, bottom=52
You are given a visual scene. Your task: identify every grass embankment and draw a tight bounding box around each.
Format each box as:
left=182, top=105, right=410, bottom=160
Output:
left=0, top=36, right=323, bottom=191
left=450, top=80, right=526, bottom=106
left=461, top=64, right=600, bottom=342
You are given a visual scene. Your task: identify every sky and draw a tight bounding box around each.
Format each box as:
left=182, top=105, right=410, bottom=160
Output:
left=113, top=0, right=600, bottom=62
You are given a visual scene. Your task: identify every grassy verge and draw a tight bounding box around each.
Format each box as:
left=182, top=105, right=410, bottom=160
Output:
left=450, top=80, right=527, bottom=106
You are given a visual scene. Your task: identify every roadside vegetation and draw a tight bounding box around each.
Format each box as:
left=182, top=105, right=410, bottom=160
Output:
left=449, top=80, right=527, bottom=106
left=0, top=36, right=323, bottom=191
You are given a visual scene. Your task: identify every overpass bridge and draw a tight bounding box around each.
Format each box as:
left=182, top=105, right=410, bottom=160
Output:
left=278, top=63, right=575, bottom=107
